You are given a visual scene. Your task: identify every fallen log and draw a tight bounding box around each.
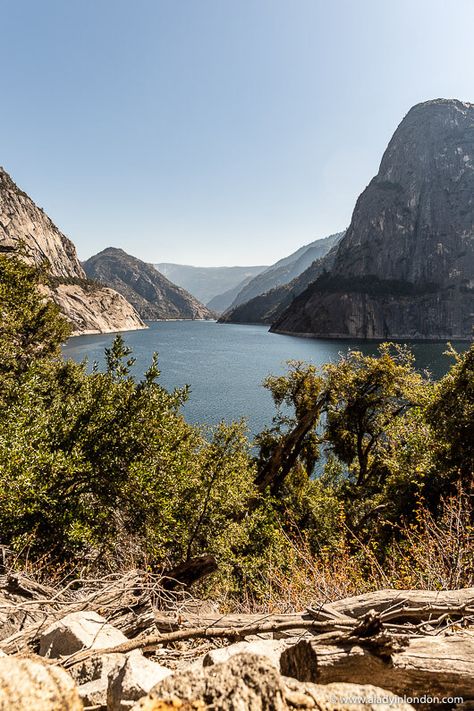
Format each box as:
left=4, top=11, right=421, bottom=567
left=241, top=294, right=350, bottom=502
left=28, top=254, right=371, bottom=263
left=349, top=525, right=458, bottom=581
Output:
left=326, top=588, right=474, bottom=622
left=153, top=589, right=474, bottom=632
left=280, top=633, right=474, bottom=702
left=63, top=618, right=346, bottom=668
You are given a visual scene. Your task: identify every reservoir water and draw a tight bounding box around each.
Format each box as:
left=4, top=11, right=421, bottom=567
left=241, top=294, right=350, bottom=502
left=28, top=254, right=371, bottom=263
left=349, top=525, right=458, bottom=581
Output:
left=63, top=321, right=469, bottom=436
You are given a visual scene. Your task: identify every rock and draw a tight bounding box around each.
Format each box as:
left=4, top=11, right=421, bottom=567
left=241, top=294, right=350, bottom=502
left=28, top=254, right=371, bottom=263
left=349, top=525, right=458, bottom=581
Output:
left=203, top=639, right=289, bottom=669
left=272, top=99, right=474, bottom=340
left=39, top=612, right=172, bottom=710
left=73, top=651, right=125, bottom=708
left=131, top=653, right=416, bottom=711
left=76, top=676, right=108, bottom=709
left=83, top=248, right=215, bottom=321
left=107, top=650, right=172, bottom=710
left=0, top=166, right=145, bottom=335
left=44, top=282, right=145, bottom=335
left=0, top=655, right=82, bottom=710
left=284, top=677, right=415, bottom=710
left=39, top=611, right=127, bottom=658
left=0, top=168, right=84, bottom=279
left=131, top=653, right=287, bottom=710
left=71, top=652, right=125, bottom=685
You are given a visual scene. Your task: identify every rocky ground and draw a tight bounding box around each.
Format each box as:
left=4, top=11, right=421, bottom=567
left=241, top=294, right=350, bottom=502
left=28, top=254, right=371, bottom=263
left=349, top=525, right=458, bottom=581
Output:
left=0, top=572, right=473, bottom=710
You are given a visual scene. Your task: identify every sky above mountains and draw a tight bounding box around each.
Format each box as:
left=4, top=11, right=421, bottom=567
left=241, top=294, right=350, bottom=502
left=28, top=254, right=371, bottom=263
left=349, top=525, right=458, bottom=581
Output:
left=1, top=0, right=474, bottom=267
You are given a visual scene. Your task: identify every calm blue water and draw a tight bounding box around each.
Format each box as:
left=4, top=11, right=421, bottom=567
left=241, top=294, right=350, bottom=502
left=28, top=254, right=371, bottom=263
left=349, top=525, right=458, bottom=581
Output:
left=62, top=321, right=468, bottom=435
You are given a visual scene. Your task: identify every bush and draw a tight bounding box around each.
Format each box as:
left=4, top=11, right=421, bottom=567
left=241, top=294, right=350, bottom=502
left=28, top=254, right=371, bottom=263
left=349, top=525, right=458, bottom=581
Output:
left=0, top=253, right=472, bottom=603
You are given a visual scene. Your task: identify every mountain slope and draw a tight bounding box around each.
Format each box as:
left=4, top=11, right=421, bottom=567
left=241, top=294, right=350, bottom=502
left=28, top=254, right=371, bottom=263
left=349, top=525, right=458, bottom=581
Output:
left=272, top=99, right=474, bottom=340
left=155, top=263, right=267, bottom=305
left=0, top=168, right=144, bottom=335
left=219, top=245, right=339, bottom=324
left=230, top=232, right=344, bottom=308
left=206, top=274, right=257, bottom=313
left=85, top=248, right=214, bottom=320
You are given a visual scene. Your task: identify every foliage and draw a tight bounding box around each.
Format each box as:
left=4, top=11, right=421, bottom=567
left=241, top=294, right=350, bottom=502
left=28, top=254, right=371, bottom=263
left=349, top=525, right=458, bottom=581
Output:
left=0, top=253, right=70, bottom=383
left=426, top=344, right=474, bottom=489
left=385, top=485, right=474, bottom=590
left=0, top=256, right=259, bottom=583
left=0, top=253, right=472, bottom=605
left=254, top=361, right=325, bottom=492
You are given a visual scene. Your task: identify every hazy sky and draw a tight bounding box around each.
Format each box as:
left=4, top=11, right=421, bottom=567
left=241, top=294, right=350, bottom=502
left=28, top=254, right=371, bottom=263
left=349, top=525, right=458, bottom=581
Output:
left=1, top=0, right=474, bottom=266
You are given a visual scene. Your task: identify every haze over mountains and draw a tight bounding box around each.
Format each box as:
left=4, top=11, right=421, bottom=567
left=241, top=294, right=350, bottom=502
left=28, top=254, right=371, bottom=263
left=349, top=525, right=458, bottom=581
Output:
left=219, top=237, right=343, bottom=325
left=155, top=263, right=267, bottom=309
left=229, top=231, right=344, bottom=310
left=220, top=231, right=345, bottom=323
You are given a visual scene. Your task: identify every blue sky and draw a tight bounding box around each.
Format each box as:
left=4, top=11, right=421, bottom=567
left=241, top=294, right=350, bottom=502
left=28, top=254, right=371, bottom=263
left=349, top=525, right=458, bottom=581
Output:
left=1, top=0, right=474, bottom=266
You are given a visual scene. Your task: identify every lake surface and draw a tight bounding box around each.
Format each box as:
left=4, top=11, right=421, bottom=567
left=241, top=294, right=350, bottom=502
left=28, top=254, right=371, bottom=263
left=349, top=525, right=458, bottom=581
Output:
left=63, top=321, right=468, bottom=436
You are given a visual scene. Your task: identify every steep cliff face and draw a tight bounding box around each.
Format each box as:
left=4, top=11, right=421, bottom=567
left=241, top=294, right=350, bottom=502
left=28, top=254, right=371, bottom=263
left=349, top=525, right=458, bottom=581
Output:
left=273, top=100, right=474, bottom=340
left=84, top=248, right=215, bottom=320
left=0, top=167, right=145, bottom=335
left=207, top=274, right=257, bottom=314
left=0, top=168, right=83, bottom=278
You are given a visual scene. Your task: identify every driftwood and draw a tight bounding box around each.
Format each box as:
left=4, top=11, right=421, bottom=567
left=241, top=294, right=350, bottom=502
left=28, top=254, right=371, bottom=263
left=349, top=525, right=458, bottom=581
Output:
left=280, top=634, right=474, bottom=701
left=2, top=571, right=474, bottom=705
left=60, top=588, right=474, bottom=708
left=0, top=570, right=196, bottom=653
left=326, top=588, right=474, bottom=622
left=63, top=618, right=346, bottom=668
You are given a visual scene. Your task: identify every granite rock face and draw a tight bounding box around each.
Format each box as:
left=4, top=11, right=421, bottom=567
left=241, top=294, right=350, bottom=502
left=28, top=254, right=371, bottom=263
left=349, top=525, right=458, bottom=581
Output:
left=0, top=168, right=83, bottom=279
left=0, top=167, right=145, bottom=335
left=273, top=99, right=474, bottom=340
left=84, top=248, right=215, bottom=320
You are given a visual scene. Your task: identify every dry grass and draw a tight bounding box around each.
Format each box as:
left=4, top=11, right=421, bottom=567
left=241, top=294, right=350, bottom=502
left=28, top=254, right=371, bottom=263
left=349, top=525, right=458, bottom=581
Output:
left=227, top=485, right=473, bottom=613
left=386, top=485, right=474, bottom=590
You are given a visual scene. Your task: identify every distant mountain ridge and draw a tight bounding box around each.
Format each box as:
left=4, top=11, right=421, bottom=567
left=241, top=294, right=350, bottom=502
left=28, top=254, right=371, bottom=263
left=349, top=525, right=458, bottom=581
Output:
left=0, top=167, right=144, bottom=335
left=229, top=232, right=344, bottom=309
left=272, top=99, right=474, bottom=340
left=220, top=231, right=345, bottom=323
left=219, top=243, right=340, bottom=325
left=84, top=248, right=214, bottom=320
left=155, top=263, right=267, bottom=305
left=206, top=274, right=257, bottom=314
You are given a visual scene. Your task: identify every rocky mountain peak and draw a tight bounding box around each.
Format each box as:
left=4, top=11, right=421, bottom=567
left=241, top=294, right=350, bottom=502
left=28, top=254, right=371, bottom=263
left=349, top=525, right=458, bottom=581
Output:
left=83, top=248, right=215, bottom=321
left=273, top=98, right=474, bottom=340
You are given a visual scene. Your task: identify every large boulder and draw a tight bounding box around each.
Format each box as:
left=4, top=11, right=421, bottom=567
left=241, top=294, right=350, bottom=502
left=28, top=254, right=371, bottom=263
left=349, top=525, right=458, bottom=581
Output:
left=38, top=611, right=171, bottom=710
left=131, top=653, right=286, bottom=710
left=131, top=653, right=416, bottom=711
left=0, top=656, right=82, bottom=710
left=39, top=611, right=127, bottom=658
